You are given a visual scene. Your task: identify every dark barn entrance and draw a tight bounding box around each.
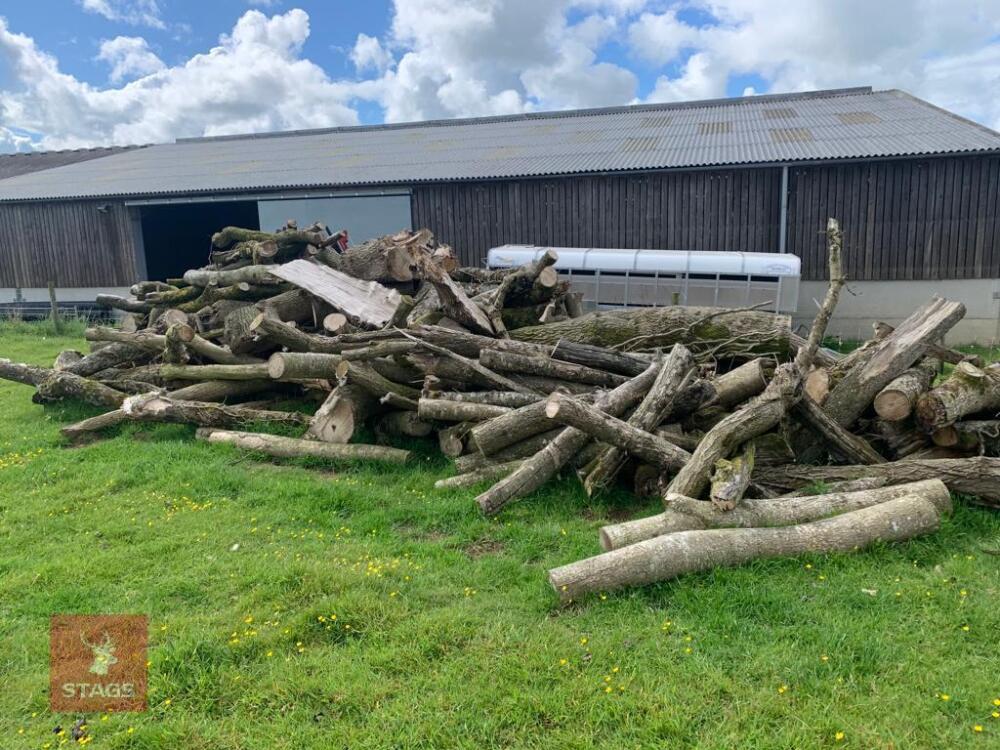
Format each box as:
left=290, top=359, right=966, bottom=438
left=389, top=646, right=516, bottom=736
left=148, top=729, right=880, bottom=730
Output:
left=139, top=201, right=259, bottom=282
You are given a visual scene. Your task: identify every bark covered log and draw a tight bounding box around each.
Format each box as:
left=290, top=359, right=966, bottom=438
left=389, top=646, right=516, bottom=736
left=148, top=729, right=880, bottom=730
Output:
left=510, top=306, right=791, bottom=357
left=756, top=456, right=1000, bottom=507
left=822, top=296, right=965, bottom=428
left=599, top=478, right=948, bottom=551
left=307, top=384, right=379, bottom=443
left=916, top=362, right=1000, bottom=431
left=122, top=393, right=308, bottom=429
left=197, top=428, right=411, bottom=464
left=873, top=357, right=940, bottom=421
left=582, top=344, right=695, bottom=496
left=551, top=493, right=950, bottom=601
left=479, top=348, right=625, bottom=388
left=475, top=362, right=661, bottom=515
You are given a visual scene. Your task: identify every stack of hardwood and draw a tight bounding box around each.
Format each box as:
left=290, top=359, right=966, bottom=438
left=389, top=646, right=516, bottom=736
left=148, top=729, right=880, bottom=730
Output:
left=1, top=219, right=997, bottom=600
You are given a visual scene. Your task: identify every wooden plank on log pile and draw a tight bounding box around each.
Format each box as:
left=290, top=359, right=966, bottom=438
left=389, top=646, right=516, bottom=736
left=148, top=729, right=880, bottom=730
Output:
left=270, top=259, right=402, bottom=327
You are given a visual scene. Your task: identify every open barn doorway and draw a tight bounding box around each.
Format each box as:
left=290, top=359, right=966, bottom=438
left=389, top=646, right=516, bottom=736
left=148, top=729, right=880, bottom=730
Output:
left=138, top=201, right=260, bottom=282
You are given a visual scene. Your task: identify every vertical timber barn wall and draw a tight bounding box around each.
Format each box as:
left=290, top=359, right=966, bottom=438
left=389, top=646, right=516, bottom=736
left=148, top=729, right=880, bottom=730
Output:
left=787, top=155, right=1000, bottom=280
left=0, top=200, right=138, bottom=288
left=412, top=168, right=784, bottom=268
left=413, top=154, right=1000, bottom=281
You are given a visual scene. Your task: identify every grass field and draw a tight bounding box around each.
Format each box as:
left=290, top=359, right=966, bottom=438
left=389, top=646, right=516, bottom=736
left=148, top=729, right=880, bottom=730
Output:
left=1, top=324, right=999, bottom=749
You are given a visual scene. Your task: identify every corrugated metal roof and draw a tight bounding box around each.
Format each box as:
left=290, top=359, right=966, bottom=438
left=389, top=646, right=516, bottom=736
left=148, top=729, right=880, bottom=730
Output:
left=0, top=145, right=140, bottom=181
left=0, top=87, right=998, bottom=202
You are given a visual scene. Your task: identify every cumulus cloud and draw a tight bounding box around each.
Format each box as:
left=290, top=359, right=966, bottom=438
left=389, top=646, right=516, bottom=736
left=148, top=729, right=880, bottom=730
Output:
left=630, top=0, right=1000, bottom=128
left=96, top=36, right=165, bottom=83
left=79, top=0, right=165, bottom=29
left=0, top=10, right=361, bottom=150
left=350, top=33, right=393, bottom=73
left=2, top=2, right=1000, bottom=153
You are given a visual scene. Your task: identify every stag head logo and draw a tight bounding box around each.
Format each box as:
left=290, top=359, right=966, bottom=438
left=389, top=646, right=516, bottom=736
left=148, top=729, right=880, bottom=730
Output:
left=81, top=631, right=118, bottom=676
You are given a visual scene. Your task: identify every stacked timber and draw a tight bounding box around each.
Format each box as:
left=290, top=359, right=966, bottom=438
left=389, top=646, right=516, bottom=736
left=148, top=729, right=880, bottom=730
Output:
left=0, top=217, right=994, bottom=601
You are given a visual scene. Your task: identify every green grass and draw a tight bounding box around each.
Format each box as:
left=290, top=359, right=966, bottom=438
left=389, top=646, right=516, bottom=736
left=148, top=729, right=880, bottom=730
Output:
left=1, top=329, right=999, bottom=749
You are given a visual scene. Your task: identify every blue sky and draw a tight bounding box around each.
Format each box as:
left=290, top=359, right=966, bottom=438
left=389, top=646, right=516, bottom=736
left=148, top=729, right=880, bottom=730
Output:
left=0, top=1, right=998, bottom=151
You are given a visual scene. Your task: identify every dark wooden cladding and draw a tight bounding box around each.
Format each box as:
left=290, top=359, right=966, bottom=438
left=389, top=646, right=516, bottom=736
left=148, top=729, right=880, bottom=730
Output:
left=787, top=155, right=1000, bottom=280
left=2, top=154, right=997, bottom=288
left=415, top=155, right=1000, bottom=281
left=0, top=200, right=139, bottom=287
left=413, top=168, right=783, bottom=268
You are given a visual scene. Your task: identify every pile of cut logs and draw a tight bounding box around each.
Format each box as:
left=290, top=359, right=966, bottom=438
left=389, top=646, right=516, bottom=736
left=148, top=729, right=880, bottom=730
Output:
left=1, top=218, right=997, bottom=600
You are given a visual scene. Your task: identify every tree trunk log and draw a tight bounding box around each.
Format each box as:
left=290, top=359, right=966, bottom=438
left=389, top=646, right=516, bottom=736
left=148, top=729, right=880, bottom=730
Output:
left=270, top=259, right=403, bottom=328
left=375, top=410, right=433, bottom=438
left=874, top=320, right=982, bottom=367
left=417, top=398, right=511, bottom=422
left=873, top=357, right=940, bottom=421
left=64, top=343, right=151, bottom=378
left=197, top=428, right=411, bottom=464
left=53, top=350, right=84, bottom=371
left=434, top=460, right=525, bottom=490
left=710, top=358, right=771, bottom=407
left=183, top=265, right=282, bottom=287
left=544, top=393, right=691, bottom=472
left=916, top=362, right=1000, bottom=431
left=599, top=478, right=947, bottom=550
left=60, top=409, right=128, bottom=441
left=33, top=372, right=126, bottom=409
left=0, top=358, right=49, bottom=386
left=755, top=456, right=1000, bottom=508
left=792, top=394, right=887, bottom=464
left=709, top=441, right=755, bottom=510
left=267, top=352, right=341, bottom=380
left=453, top=428, right=565, bottom=473
left=122, top=393, right=308, bottom=429
left=306, top=384, right=379, bottom=443
left=479, top=348, right=626, bottom=388
left=475, top=362, right=661, bottom=515
left=931, top=420, right=1000, bottom=454
left=551, top=493, right=949, bottom=601
left=549, top=339, right=650, bottom=376
left=822, top=296, right=965, bottom=428
left=583, top=344, right=695, bottom=497
left=510, top=306, right=791, bottom=358
left=335, top=360, right=421, bottom=400
left=430, top=390, right=539, bottom=408
left=159, top=363, right=271, bottom=381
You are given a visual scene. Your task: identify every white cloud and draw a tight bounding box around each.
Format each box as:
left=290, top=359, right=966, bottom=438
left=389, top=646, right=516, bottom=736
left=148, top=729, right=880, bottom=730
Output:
left=365, top=0, right=640, bottom=122
left=3, top=2, right=1000, bottom=153
left=96, top=36, right=165, bottom=83
left=79, top=0, right=166, bottom=29
left=630, top=0, right=1000, bottom=128
left=0, top=10, right=360, bottom=150
left=350, top=33, right=393, bottom=73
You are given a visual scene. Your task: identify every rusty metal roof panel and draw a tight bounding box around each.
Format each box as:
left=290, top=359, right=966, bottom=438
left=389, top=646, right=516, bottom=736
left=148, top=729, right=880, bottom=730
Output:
left=1, top=87, right=999, bottom=201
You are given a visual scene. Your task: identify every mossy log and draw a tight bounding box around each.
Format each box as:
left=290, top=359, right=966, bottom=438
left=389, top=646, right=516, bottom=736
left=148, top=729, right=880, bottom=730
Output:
left=551, top=493, right=949, bottom=601
left=510, top=306, right=791, bottom=357
left=33, top=371, right=127, bottom=409
left=122, top=393, right=308, bottom=429
left=709, top=441, right=755, bottom=510
left=183, top=265, right=283, bottom=287
left=916, top=362, right=1000, bottom=431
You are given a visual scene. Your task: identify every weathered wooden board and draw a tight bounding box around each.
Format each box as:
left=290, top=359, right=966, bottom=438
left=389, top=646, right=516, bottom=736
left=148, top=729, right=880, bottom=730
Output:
left=271, top=259, right=401, bottom=327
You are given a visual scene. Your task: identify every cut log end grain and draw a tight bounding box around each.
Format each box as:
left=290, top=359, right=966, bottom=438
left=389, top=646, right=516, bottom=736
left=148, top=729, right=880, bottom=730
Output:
left=323, top=313, right=348, bottom=333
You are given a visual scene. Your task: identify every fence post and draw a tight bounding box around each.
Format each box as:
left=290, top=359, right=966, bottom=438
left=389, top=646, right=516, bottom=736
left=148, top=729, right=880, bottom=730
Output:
left=48, top=281, right=62, bottom=334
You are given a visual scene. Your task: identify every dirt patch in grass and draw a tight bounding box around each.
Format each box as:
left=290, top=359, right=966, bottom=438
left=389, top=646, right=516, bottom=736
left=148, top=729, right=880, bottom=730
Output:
left=463, top=538, right=505, bottom=558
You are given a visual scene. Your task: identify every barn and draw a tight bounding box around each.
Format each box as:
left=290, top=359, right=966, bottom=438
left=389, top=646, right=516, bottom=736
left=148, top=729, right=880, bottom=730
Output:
left=1, top=86, right=998, bottom=341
